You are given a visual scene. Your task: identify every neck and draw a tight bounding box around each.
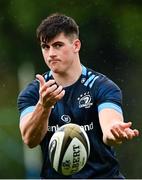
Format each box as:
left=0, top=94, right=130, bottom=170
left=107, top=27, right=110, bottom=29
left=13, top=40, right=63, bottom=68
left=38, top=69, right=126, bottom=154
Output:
left=52, top=62, right=82, bottom=87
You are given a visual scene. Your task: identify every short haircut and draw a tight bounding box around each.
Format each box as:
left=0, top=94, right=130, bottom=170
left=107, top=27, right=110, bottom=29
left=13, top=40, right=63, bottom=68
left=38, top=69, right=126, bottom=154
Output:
left=36, top=13, right=79, bottom=43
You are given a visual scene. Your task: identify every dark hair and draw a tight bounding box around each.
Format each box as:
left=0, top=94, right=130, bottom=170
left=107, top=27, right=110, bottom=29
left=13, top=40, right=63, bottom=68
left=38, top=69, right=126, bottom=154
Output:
left=36, top=13, right=79, bottom=43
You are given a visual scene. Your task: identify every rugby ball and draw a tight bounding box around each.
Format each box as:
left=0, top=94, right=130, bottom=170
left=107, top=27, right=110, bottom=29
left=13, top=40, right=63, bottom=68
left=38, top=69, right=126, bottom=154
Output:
left=48, top=123, right=90, bottom=176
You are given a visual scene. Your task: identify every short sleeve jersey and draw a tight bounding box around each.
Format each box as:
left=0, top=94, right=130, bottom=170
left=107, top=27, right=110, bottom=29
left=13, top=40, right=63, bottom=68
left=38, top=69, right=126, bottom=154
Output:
left=17, top=65, right=124, bottom=179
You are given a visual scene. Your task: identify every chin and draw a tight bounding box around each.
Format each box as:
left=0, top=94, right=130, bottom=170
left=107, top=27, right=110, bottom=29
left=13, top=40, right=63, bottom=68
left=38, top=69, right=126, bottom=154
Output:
left=50, top=64, right=66, bottom=74
left=51, top=68, right=62, bottom=74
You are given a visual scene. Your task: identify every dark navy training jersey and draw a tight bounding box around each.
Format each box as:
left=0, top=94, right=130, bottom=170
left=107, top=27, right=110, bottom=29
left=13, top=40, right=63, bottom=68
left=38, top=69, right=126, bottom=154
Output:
left=17, top=65, right=124, bottom=179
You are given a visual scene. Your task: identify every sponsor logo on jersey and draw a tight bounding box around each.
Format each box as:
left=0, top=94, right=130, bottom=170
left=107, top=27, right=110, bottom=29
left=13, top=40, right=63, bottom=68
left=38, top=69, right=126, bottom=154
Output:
left=48, top=122, right=94, bottom=132
left=77, top=92, right=93, bottom=108
left=61, top=115, right=71, bottom=123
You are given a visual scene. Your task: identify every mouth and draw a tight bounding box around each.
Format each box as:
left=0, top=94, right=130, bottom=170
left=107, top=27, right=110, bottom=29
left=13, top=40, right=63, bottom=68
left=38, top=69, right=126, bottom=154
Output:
left=49, top=59, right=60, bottom=63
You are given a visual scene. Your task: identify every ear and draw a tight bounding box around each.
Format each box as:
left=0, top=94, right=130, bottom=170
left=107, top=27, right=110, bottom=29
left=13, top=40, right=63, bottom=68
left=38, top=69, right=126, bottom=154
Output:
left=73, top=39, right=81, bottom=53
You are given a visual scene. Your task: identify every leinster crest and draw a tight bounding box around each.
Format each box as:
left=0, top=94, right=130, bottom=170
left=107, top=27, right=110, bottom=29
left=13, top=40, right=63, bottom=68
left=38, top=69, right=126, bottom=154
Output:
left=77, top=92, right=93, bottom=108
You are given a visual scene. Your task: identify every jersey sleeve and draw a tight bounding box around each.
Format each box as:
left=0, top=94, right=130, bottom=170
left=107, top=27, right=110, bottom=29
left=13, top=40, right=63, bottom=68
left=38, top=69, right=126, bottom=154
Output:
left=17, top=79, right=39, bottom=119
left=95, top=75, right=123, bottom=113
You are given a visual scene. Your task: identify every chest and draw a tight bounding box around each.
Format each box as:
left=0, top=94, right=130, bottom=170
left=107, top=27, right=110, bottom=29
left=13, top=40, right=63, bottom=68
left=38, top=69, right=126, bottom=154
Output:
left=49, top=85, right=98, bottom=127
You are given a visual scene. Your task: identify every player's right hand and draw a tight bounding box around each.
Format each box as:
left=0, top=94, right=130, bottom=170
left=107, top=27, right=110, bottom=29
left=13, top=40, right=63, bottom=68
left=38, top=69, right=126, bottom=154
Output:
left=36, top=74, right=65, bottom=108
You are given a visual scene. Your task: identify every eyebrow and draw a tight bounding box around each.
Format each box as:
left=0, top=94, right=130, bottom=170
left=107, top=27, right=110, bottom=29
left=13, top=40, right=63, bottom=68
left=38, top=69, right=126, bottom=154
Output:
left=41, top=41, right=64, bottom=46
left=52, top=41, right=64, bottom=45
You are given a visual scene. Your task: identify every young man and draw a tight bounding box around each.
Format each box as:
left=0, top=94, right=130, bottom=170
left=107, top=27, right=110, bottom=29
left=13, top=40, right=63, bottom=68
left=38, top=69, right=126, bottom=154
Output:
left=17, top=13, right=139, bottom=179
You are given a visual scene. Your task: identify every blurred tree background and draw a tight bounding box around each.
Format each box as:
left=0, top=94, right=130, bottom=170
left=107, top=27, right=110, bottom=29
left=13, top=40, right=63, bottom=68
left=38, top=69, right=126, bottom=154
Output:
left=0, top=0, right=142, bottom=178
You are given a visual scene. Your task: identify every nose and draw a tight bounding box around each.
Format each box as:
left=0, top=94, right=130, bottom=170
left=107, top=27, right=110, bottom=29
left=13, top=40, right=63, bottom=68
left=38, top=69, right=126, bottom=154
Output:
left=49, top=47, right=56, bottom=58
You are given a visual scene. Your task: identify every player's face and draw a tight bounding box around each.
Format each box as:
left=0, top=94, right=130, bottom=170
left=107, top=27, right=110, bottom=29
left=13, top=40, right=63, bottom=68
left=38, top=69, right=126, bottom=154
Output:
left=40, top=33, right=80, bottom=74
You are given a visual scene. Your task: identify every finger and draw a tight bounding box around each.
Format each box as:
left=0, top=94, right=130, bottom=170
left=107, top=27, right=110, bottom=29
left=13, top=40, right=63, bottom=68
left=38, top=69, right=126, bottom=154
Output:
left=36, top=74, right=46, bottom=87
left=40, top=79, right=56, bottom=94
left=111, top=123, right=129, bottom=139
left=55, top=89, right=65, bottom=100
left=133, top=129, right=139, bottom=136
left=119, top=122, right=132, bottom=130
left=45, top=79, right=56, bottom=87
left=46, top=86, right=65, bottom=101
left=42, top=89, right=65, bottom=108
left=110, top=128, right=121, bottom=139
left=41, top=84, right=62, bottom=102
left=111, top=123, right=127, bottom=138
left=42, top=80, right=58, bottom=96
left=124, top=128, right=135, bottom=140
left=49, top=85, right=64, bottom=97
left=125, top=129, right=139, bottom=138
left=109, top=129, right=123, bottom=144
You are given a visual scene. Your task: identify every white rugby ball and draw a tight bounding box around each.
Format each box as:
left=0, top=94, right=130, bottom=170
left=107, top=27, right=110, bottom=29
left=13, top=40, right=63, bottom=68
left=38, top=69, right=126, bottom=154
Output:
left=48, top=123, right=90, bottom=176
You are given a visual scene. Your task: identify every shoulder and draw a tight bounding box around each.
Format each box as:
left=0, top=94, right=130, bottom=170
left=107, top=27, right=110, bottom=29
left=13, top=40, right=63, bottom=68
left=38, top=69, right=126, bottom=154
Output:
left=17, top=71, right=50, bottom=113
left=19, top=71, right=50, bottom=97
left=18, top=79, right=39, bottom=98
left=17, top=79, right=39, bottom=113
left=82, top=65, right=122, bottom=105
left=82, top=65, right=120, bottom=91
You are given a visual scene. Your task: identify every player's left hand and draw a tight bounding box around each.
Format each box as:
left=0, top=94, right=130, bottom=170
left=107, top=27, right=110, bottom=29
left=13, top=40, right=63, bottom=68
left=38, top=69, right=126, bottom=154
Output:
left=110, top=121, right=139, bottom=144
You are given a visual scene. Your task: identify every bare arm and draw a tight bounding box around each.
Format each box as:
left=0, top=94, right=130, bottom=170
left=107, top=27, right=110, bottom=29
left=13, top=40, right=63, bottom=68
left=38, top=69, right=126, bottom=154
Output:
left=19, top=74, right=65, bottom=148
left=20, top=103, right=51, bottom=148
left=99, top=108, right=139, bottom=146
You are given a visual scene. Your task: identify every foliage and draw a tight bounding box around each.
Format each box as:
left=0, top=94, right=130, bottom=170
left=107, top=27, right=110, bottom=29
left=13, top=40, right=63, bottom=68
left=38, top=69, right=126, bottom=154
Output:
left=0, top=0, right=142, bottom=178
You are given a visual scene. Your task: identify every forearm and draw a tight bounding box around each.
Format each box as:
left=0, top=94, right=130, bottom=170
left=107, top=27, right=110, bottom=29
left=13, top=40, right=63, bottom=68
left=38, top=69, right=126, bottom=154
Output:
left=20, top=102, right=52, bottom=148
left=20, top=75, right=65, bottom=148
left=99, top=108, right=124, bottom=146
left=99, top=108, right=139, bottom=146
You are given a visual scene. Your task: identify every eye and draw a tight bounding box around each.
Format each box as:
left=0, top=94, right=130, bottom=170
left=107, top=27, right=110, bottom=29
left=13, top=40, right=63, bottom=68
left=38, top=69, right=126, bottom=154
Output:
left=54, top=43, right=63, bottom=49
left=41, top=44, right=49, bottom=49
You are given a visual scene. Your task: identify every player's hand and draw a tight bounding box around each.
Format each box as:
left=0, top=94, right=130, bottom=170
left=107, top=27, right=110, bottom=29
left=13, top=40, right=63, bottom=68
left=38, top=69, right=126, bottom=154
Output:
left=36, top=74, right=65, bottom=108
left=110, top=121, right=139, bottom=144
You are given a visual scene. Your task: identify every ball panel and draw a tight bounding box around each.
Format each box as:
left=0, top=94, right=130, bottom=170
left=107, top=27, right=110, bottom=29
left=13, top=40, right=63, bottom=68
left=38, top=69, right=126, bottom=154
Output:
left=48, top=131, right=65, bottom=171
left=58, top=123, right=90, bottom=152
left=80, top=127, right=90, bottom=157
left=61, top=124, right=90, bottom=158
left=48, top=139, right=57, bottom=167
left=61, top=137, right=87, bottom=176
